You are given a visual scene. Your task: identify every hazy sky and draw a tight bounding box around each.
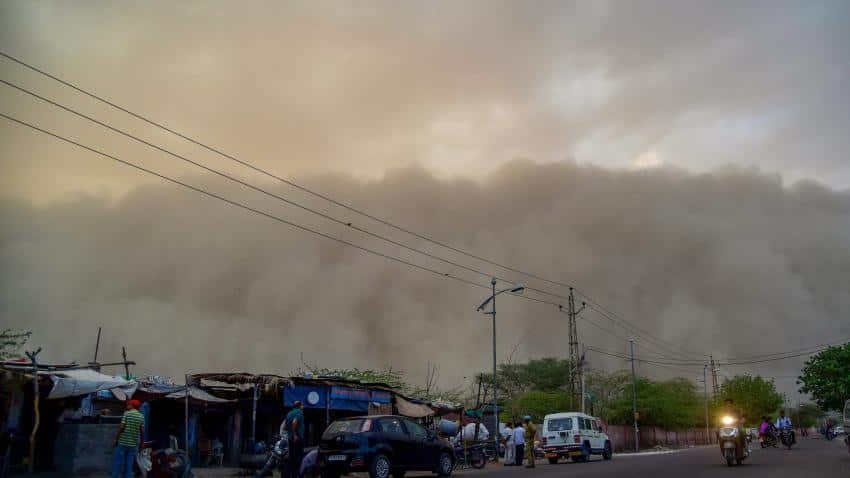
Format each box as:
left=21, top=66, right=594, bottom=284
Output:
left=1, top=1, right=849, bottom=396
left=2, top=0, right=849, bottom=201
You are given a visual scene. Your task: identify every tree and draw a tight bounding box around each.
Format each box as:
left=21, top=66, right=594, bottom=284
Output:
left=0, top=329, right=31, bottom=360
left=476, top=357, right=573, bottom=407
left=605, top=377, right=703, bottom=429
left=501, top=391, right=573, bottom=423
left=795, top=403, right=825, bottom=428
left=712, top=375, right=784, bottom=425
left=585, top=370, right=630, bottom=418
left=798, top=343, right=850, bottom=410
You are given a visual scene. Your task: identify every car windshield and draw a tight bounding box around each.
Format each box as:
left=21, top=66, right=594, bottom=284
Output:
left=323, top=419, right=367, bottom=437
left=547, top=418, right=573, bottom=431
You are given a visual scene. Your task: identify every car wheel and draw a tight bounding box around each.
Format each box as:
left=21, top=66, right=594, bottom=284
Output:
left=602, top=442, right=612, bottom=460
left=436, top=452, right=453, bottom=477
left=547, top=457, right=558, bottom=465
left=370, top=454, right=391, bottom=478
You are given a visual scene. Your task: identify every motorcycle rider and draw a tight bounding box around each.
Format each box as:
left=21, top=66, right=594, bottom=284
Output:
left=720, top=398, right=748, bottom=453
left=776, top=410, right=796, bottom=445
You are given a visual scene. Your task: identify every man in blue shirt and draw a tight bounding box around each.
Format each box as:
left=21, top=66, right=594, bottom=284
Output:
left=284, top=401, right=305, bottom=478
left=776, top=410, right=795, bottom=445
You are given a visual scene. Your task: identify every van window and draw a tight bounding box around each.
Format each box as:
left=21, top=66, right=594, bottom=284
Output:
left=547, top=418, right=573, bottom=431
left=591, top=420, right=599, bottom=432
left=580, top=418, right=591, bottom=430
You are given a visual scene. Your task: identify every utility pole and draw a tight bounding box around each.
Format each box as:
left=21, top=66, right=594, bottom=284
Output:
left=710, top=355, right=719, bottom=396
left=703, top=364, right=710, bottom=444
left=629, top=339, right=639, bottom=452
left=565, top=288, right=585, bottom=409
left=490, top=277, right=499, bottom=464
left=580, top=346, right=587, bottom=414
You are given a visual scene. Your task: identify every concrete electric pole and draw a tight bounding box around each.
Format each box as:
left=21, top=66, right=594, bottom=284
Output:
left=565, top=288, right=585, bottom=409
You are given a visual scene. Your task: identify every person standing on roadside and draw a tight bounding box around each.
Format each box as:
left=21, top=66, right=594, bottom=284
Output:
left=513, top=421, right=525, bottom=467
left=111, top=399, right=144, bottom=478
left=523, top=416, right=536, bottom=468
left=503, top=422, right=515, bottom=466
left=284, top=401, right=305, bottom=478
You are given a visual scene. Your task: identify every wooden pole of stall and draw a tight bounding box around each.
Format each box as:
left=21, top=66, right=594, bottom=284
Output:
left=122, top=347, right=130, bottom=379
left=92, top=327, right=102, bottom=365
left=24, top=347, right=42, bottom=474
left=184, top=374, right=190, bottom=455
left=251, top=383, right=258, bottom=447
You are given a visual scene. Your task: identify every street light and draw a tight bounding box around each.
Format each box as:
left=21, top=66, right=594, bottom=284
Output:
left=477, top=278, right=524, bottom=463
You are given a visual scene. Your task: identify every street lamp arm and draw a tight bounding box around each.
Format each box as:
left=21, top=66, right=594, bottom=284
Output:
left=477, top=284, right=525, bottom=311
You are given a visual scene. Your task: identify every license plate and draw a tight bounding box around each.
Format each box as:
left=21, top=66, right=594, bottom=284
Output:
left=544, top=452, right=558, bottom=458
left=569, top=451, right=582, bottom=457
left=328, top=455, right=347, bottom=462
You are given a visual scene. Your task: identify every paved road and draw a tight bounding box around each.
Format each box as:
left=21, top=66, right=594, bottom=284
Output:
left=451, top=438, right=849, bottom=477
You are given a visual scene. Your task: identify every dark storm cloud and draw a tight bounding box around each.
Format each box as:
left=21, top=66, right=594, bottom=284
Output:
left=1, top=162, right=848, bottom=393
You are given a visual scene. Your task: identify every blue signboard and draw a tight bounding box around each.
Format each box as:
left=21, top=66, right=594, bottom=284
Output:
left=329, top=386, right=371, bottom=412
left=283, top=384, right=327, bottom=408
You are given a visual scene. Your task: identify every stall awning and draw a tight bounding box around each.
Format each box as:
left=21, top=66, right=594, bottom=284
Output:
left=165, top=386, right=235, bottom=404
left=45, top=369, right=136, bottom=399
left=396, top=396, right=435, bottom=418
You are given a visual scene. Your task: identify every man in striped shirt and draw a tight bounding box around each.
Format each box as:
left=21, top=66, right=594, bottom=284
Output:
left=112, top=399, right=145, bottom=478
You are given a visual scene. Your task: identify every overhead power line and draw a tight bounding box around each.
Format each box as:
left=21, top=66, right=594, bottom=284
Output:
left=0, top=78, right=555, bottom=298
left=587, top=346, right=705, bottom=368
left=0, top=112, right=564, bottom=310
left=0, top=50, right=710, bottom=359
left=589, top=343, right=836, bottom=367
left=716, top=336, right=850, bottom=362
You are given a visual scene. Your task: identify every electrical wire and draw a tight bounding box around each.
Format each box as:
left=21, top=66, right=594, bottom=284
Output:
left=0, top=50, right=713, bottom=359
left=0, top=78, right=558, bottom=298
left=0, top=112, right=561, bottom=310
left=715, top=336, right=850, bottom=362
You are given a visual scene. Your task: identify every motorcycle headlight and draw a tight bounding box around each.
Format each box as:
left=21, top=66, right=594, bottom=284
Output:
left=721, top=416, right=735, bottom=426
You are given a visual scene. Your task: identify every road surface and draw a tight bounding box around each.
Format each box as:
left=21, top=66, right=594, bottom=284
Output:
left=450, top=437, right=848, bottom=477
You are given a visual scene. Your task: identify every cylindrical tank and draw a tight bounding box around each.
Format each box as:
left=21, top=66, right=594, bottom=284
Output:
left=438, top=419, right=459, bottom=436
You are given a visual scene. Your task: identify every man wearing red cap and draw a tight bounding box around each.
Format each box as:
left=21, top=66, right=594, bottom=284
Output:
left=111, top=399, right=145, bottom=478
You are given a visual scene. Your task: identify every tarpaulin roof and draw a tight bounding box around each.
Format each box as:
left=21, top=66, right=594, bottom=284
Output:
left=43, top=368, right=136, bottom=399
left=165, top=386, right=235, bottom=404
left=396, top=395, right=435, bottom=418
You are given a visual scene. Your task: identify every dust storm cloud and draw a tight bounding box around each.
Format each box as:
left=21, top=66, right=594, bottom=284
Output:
left=1, top=161, right=848, bottom=391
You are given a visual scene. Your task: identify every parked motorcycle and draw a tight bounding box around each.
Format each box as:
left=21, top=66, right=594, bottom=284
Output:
left=718, top=415, right=749, bottom=467
left=453, top=442, right=486, bottom=470
left=137, top=440, right=194, bottom=478
left=779, top=426, right=794, bottom=450
left=255, top=435, right=289, bottom=477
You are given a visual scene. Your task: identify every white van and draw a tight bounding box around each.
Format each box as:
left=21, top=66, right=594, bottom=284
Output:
left=541, top=412, right=612, bottom=464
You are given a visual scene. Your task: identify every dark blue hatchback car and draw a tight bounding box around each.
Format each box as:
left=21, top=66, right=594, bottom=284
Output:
left=318, top=415, right=454, bottom=478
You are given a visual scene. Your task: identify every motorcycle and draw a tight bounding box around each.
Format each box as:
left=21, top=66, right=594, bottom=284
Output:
left=718, top=415, right=749, bottom=467
left=136, top=440, right=194, bottom=478
left=778, top=426, right=794, bottom=450
left=759, top=429, right=778, bottom=448
left=255, top=435, right=289, bottom=477
left=453, top=442, right=486, bottom=470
